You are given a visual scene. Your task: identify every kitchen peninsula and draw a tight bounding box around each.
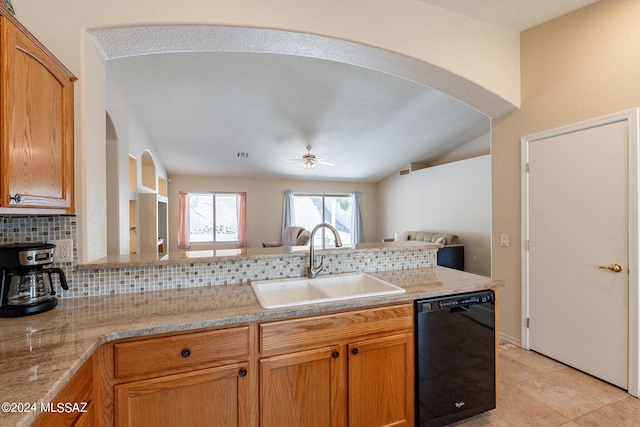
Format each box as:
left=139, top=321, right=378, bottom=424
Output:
left=0, top=242, right=502, bottom=426
left=80, top=241, right=438, bottom=268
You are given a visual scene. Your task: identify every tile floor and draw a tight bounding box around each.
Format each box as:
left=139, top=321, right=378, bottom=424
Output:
left=454, top=343, right=640, bottom=426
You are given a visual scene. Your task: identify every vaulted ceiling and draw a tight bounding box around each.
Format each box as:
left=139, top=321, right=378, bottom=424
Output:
left=101, top=0, right=597, bottom=182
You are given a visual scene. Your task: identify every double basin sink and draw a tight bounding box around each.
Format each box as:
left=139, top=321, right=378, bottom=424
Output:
left=251, top=272, right=406, bottom=309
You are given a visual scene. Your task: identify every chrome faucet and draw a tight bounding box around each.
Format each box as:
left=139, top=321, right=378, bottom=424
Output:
left=308, top=223, right=343, bottom=278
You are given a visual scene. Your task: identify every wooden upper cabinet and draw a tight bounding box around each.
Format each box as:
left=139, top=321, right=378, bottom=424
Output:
left=0, top=11, right=76, bottom=214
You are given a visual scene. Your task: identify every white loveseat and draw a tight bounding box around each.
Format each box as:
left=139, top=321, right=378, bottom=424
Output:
left=394, top=230, right=459, bottom=246
left=387, top=230, right=464, bottom=270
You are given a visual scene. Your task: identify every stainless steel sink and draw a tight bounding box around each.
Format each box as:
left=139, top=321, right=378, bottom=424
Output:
left=251, top=272, right=406, bottom=309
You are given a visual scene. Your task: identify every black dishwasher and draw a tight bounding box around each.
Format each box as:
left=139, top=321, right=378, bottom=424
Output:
left=415, top=290, right=496, bottom=426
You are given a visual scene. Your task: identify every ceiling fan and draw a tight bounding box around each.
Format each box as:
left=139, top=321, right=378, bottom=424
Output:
left=290, top=145, right=336, bottom=170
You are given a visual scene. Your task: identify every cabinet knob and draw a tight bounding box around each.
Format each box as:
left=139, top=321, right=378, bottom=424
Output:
left=351, top=348, right=359, bottom=355
left=10, top=194, right=21, bottom=203
left=181, top=348, right=191, bottom=358
left=332, top=351, right=340, bottom=358
left=238, top=368, right=248, bottom=377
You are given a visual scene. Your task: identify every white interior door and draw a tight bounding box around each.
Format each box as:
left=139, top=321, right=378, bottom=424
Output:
left=524, top=117, right=634, bottom=390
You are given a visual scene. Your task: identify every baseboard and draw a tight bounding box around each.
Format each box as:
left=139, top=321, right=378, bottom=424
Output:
left=499, top=332, right=521, bottom=347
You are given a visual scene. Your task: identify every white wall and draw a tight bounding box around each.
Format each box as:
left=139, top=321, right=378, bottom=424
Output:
left=492, top=0, right=640, bottom=344
left=9, top=0, right=519, bottom=262
left=105, top=61, right=168, bottom=255
left=378, top=155, right=491, bottom=275
left=168, top=175, right=379, bottom=251
left=428, top=132, right=490, bottom=167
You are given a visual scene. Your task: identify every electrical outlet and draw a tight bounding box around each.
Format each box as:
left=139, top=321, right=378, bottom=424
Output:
left=49, top=239, right=73, bottom=263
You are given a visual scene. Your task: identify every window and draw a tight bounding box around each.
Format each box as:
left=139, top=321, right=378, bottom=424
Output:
left=179, top=192, right=247, bottom=246
left=292, top=193, right=355, bottom=247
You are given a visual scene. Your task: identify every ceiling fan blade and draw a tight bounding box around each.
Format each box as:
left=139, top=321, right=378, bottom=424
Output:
left=285, top=146, right=334, bottom=168
left=317, top=160, right=335, bottom=166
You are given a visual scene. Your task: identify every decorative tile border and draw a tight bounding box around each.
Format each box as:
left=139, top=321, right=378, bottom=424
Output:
left=1, top=216, right=437, bottom=299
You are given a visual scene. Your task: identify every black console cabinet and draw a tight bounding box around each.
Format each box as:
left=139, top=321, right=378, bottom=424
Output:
left=437, top=245, right=464, bottom=270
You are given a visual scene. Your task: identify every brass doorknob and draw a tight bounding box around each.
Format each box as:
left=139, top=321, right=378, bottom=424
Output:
left=599, top=263, right=623, bottom=273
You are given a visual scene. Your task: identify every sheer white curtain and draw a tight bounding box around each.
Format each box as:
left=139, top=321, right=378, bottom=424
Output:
left=352, top=192, right=364, bottom=244
left=282, top=190, right=295, bottom=232
left=236, top=193, right=248, bottom=247
left=177, top=192, right=190, bottom=249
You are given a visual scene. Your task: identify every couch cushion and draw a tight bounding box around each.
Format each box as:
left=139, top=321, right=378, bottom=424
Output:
left=440, top=233, right=459, bottom=244
left=403, top=231, right=459, bottom=245
left=395, top=231, right=411, bottom=241
left=295, top=230, right=311, bottom=246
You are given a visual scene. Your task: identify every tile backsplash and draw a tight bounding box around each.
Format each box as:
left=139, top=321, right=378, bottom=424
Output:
left=0, top=215, right=77, bottom=253
left=1, top=216, right=437, bottom=299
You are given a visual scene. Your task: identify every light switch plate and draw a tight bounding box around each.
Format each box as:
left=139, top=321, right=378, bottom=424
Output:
left=49, top=239, right=73, bottom=263
left=500, top=234, right=509, bottom=247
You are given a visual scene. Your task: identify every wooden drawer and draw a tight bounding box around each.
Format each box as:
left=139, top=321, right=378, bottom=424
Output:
left=260, top=304, right=413, bottom=356
left=115, top=326, right=249, bottom=379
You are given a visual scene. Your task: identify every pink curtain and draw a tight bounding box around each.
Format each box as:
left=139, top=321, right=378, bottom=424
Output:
left=178, top=192, right=190, bottom=249
left=236, top=193, right=248, bottom=247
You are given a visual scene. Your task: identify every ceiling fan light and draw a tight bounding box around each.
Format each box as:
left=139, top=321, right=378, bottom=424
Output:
left=303, top=158, right=315, bottom=170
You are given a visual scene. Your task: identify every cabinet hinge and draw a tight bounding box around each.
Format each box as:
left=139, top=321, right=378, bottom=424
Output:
left=526, top=318, right=530, bottom=328
left=525, top=240, right=530, bottom=250
left=525, top=163, right=531, bottom=173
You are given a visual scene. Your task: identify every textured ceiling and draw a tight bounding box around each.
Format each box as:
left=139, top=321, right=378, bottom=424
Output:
left=96, top=1, right=597, bottom=182
left=113, top=51, right=489, bottom=182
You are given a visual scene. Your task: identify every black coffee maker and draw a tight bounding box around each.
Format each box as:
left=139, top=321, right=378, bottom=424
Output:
left=0, top=243, right=68, bottom=317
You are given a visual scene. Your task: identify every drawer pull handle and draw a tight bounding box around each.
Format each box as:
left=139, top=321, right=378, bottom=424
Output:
left=351, top=348, right=359, bottom=355
left=181, top=348, right=191, bottom=358
left=332, top=351, right=340, bottom=358
left=10, top=194, right=21, bottom=203
left=238, top=368, right=247, bottom=377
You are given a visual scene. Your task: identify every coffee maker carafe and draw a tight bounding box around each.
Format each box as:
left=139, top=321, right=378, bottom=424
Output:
left=0, top=243, right=68, bottom=317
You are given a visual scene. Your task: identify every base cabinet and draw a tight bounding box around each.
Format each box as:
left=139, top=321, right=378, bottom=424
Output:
left=94, top=325, right=255, bottom=427
left=259, top=304, right=414, bottom=427
left=115, top=363, right=251, bottom=427
left=260, top=346, right=343, bottom=427
left=32, top=357, right=93, bottom=427
left=347, top=334, right=413, bottom=427
left=88, top=303, right=414, bottom=427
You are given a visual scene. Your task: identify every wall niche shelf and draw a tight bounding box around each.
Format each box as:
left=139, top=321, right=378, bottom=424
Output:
left=158, top=176, right=167, bottom=197
left=141, top=151, right=156, bottom=191
left=128, top=155, right=137, bottom=191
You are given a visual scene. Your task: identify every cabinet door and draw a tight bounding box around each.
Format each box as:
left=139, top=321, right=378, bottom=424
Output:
left=115, top=363, right=250, bottom=427
left=348, top=334, right=414, bottom=427
left=260, top=345, right=345, bottom=427
left=1, top=16, right=74, bottom=212
left=32, top=357, right=93, bottom=427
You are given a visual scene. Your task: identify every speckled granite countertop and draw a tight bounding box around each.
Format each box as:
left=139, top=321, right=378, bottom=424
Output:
left=0, top=266, right=501, bottom=427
